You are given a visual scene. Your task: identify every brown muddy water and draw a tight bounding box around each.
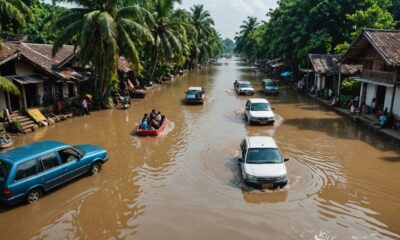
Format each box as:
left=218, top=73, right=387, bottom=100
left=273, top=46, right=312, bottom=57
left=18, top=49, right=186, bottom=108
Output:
left=1, top=59, right=399, bottom=240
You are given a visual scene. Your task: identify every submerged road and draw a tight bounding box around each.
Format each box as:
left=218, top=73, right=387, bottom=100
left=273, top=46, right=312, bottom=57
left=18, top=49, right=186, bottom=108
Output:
left=1, top=59, right=400, bottom=239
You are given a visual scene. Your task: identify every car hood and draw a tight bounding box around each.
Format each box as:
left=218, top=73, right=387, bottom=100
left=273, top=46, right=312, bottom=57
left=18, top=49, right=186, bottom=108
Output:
left=249, top=110, right=274, bottom=118
left=240, top=87, right=254, bottom=91
left=74, top=144, right=106, bottom=155
left=245, top=163, right=287, bottom=177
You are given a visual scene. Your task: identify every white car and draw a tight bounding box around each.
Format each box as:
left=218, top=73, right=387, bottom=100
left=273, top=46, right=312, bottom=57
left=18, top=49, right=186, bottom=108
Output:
left=238, top=136, right=288, bottom=188
left=245, top=98, right=275, bottom=125
left=235, top=81, right=254, bottom=95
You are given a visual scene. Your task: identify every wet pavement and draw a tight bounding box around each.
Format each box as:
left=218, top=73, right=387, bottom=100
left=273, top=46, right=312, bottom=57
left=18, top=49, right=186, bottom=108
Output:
left=1, top=59, right=399, bottom=239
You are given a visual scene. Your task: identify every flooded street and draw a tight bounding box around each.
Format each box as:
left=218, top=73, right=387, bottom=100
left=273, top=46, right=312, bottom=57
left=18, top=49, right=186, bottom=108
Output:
left=1, top=59, right=400, bottom=239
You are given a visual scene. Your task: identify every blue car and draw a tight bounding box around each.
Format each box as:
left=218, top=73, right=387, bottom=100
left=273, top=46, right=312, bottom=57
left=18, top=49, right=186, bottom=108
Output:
left=261, top=79, right=279, bottom=95
left=0, top=141, right=108, bottom=204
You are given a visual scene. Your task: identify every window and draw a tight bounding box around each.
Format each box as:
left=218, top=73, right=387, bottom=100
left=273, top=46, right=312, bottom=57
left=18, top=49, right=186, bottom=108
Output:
left=38, top=153, right=60, bottom=172
left=0, top=160, right=11, bottom=183
left=241, top=142, right=247, bottom=159
left=364, top=60, right=373, bottom=70
left=250, top=103, right=270, bottom=111
left=247, top=148, right=283, bottom=164
left=15, top=159, right=37, bottom=181
left=58, top=148, right=80, bottom=164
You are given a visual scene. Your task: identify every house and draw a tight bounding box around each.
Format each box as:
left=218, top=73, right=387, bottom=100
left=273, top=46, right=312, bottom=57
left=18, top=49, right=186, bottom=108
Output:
left=0, top=41, right=84, bottom=112
left=308, top=54, right=361, bottom=96
left=340, top=29, right=400, bottom=116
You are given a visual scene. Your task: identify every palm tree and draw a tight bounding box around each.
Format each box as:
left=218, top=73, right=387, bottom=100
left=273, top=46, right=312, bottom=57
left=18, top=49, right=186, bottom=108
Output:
left=0, top=0, right=32, bottom=95
left=0, top=0, right=32, bottom=32
left=239, top=16, right=259, bottom=36
left=142, top=0, right=187, bottom=85
left=190, top=5, right=215, bottom=64
left=51, top=0, right=153, bottom=107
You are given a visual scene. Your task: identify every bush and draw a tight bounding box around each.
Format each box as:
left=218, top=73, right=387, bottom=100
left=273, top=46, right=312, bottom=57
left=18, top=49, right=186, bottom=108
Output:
left=340, top=78, right=360, bottom=96
left=339, top=95, right=352, bottom=108
left=9, top=120, right=23, bottom=133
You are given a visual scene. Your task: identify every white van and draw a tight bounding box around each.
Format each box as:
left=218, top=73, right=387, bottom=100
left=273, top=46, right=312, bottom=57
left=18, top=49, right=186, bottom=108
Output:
left=244, top=98, right=275, bottom=125
left=238, top=136, right=288, bottom=188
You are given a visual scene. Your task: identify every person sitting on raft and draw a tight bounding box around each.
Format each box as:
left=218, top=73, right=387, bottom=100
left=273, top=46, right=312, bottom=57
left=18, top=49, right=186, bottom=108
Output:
left=140, top=114, right=149, bottom=130
left=150, top=118, right=160, bottom=130
left=155, top=111, right=162, bottom=123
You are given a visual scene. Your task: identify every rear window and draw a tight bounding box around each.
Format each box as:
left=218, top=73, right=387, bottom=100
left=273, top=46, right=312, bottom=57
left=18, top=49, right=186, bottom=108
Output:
left=0, top=160, right=11, bottom=183
left=15, top=159, right=37, bottom=181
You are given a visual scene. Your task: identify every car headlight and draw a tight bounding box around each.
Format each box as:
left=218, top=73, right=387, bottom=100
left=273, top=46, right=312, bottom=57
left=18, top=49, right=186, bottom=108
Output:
left=277, top=175, right=287, bottom=181
left=250, top=116, right=258, bottom=121
left=246, top=174, right=257, bottom=181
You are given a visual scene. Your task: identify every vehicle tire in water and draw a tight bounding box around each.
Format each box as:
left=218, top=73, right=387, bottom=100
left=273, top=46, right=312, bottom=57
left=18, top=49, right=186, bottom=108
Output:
left=26, top=188, right=42, bottom=204
left=89, top=162, right=101, bottom=175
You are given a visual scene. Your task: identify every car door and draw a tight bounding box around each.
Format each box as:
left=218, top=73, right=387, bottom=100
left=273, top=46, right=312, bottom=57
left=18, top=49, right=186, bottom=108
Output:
left=239, top=140, right=247, bottom=178
left=58, top=148, right=86, bottom=181
left=37, top=152, right=64, bottom=190
left=245, top=101, right=251, bottom=119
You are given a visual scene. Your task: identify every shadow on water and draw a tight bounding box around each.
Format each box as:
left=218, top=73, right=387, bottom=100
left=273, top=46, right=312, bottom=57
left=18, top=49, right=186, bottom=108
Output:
left=283, top=117, right=400, bottom=154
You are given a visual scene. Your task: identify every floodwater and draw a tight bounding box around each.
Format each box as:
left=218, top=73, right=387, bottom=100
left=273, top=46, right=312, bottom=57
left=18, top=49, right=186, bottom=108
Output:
left=1, top=59, right=400, bottom=240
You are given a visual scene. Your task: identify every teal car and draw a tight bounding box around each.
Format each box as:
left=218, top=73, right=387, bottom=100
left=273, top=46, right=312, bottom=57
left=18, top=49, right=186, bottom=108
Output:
left=0, top=141, right=108, bottom=204
left=261, top=79, right=279, bottom=95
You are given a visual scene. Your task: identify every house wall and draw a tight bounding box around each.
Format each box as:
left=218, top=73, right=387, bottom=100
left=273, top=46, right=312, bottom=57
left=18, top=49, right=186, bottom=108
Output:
left=15, top=62, right=35, bottom=75
left=366, top=84, right=376, bottom=106
left=393, top=86, right=400, bottom=116
left=37, top=83, right=44, bottom=105
left=384, top=86, right=400, bottom=116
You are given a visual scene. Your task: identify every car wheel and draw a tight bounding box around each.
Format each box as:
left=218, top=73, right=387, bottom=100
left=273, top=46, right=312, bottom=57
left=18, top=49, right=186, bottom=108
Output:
left=89, top=162, right=102, bottom=175
left=26, top=188, right=43, bottom=204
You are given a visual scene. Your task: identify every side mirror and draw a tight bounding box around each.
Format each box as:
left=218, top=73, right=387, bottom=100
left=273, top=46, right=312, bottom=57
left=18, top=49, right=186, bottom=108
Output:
left=238, top=157, right=244, bottom=163
left=284, top=158, right=289, bottom=162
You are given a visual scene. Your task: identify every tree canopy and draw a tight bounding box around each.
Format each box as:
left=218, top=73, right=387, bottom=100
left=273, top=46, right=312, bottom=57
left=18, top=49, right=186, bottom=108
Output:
left=234, top=0, right=399, bottom=71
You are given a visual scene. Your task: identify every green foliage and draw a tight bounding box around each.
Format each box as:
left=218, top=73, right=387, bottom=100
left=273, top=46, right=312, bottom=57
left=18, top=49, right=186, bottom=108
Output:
left=234, top=0, right=400, bottom=72
left=0, top=76, right=20, bottom=95
left=347, top=3, right=396, bottom=38
left=9, top=120, right=23, bottom=133
left=340, top=78, right=360, bottom=96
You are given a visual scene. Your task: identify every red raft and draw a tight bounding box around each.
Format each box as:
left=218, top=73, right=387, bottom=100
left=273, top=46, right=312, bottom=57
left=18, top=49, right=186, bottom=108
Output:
left=136, top=117, right=166, bottom=137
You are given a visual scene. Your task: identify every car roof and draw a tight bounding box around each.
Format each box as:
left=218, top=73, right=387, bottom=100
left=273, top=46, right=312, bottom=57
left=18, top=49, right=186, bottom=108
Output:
left=262, top=79, right=273, bottom=82
left=247, top=136, right=278, bottom=148
left=248, top=98, right=269, bottom=103
left=0, top=141, right=68, bottom=164
left=188, top=87, right=202, bottom=91
left=239, top=81, right=251, bottom=84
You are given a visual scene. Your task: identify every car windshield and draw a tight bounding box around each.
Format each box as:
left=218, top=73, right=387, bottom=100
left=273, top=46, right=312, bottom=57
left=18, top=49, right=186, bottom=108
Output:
left=266, top=82, right=277, bottom=87
left=250, top=103, right=270, bottom=111
left=240, top=83, right=252, bottom=88
left=187, top=90, right=200, bottom=95
left=73, top=147, right=85, bottom=156
left=247, top=148, right=283, bottom=164
left=0, top=160, right=11, bottom=183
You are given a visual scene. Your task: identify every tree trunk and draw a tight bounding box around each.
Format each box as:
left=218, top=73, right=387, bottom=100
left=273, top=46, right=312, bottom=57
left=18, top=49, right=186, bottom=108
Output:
left=145, top=46, right=159, bottom=86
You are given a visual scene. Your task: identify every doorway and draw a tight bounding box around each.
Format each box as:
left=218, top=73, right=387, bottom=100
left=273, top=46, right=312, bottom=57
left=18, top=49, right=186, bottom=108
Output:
left=376, top=85, right=386, bottom=110
left=25, top=84, right=39, bottom=108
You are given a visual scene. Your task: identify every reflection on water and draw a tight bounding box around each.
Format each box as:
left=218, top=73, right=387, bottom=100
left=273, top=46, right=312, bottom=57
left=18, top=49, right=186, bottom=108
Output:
left=0, top=59, right=399, bottom=240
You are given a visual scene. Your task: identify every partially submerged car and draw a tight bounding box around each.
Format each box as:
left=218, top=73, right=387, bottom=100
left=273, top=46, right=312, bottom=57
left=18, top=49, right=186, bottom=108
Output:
left=184, top=87, right=205, bottom=104
left=235, top=81, right=255, bottom=96
left=238, top=136, right=288, bottom=188
left=244, top=98, right=275, bottom=125
left=261, top=79, right=279, bottom=95
left=0, top=141, right=108, bottom=204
